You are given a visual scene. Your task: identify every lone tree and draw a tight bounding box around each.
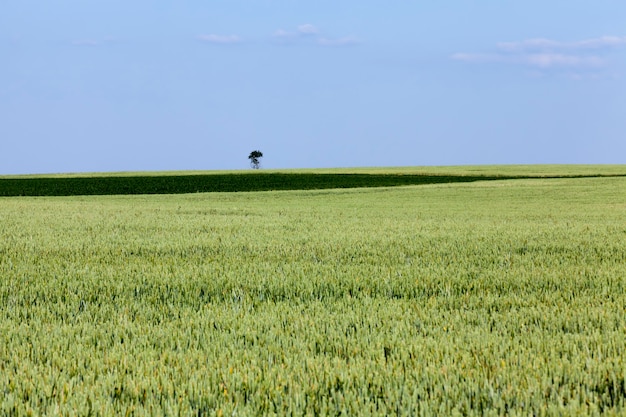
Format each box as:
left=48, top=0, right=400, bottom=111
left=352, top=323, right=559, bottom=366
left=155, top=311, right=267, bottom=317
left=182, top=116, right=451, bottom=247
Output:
left=248, top=150, right=263, bottom=169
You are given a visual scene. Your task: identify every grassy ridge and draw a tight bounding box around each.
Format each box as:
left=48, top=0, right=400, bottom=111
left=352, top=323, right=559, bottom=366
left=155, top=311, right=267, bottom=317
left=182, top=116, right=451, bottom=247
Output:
left=1, top=164, right=626, bottom=196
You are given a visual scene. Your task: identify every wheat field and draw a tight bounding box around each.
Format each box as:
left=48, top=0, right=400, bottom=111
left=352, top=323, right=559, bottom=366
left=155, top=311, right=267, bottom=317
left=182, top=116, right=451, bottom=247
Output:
left=1, top=170, right=625, bottom=415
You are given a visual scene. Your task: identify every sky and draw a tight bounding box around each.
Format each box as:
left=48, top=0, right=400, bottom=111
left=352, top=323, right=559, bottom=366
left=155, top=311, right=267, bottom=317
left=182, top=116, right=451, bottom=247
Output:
left=2, top=1, right=626, bottom=174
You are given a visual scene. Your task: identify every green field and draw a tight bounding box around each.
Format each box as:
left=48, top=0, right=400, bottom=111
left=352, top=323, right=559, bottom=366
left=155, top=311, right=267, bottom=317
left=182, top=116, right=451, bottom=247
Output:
left=1, top=166, right=626, bottom=415
left=2, top=164, right=625, bottom=197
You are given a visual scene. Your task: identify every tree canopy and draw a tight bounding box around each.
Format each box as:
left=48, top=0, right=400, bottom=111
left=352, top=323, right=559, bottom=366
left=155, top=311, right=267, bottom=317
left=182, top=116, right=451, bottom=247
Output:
left=248, top=150, right=263, bottom=169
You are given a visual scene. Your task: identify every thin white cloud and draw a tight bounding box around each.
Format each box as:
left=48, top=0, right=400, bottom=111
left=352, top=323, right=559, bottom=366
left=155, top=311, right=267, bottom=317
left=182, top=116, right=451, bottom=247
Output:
left=575, top=36, right=626, bottom=49
left=298, top=24, right=319, bottom=35
left=273, top=24, right=318, bottom=40
left=273, top=29, right=292, bottom=38
left=498, top=36, right=626, bottom=52
left=197, top=34, right=242, bottom=44
left=523, top=53, right=604, bottom=68
left=451, top=52, right=605, bottom=69
left=318, top=36, right=360, bottom=47
left=272, top=24, right=359, bottom=47
left=453, top=35, right=625, bottom=73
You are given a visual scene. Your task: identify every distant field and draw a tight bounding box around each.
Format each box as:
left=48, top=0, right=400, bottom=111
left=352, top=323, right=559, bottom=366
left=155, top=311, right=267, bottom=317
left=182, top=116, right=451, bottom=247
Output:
left=4, top=164, right=626, bottom=178
left=1, top=167, right=626, bottom=415
left=1, top=165, right=625, bottom=196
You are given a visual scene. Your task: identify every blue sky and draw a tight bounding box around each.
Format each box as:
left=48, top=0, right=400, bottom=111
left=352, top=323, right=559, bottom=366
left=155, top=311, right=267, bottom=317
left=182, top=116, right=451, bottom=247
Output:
left=2, top=1, right=625, bottom=174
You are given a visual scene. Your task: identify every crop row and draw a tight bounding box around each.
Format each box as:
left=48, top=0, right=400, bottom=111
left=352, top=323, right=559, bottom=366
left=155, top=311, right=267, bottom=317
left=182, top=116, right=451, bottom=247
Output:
left=0, top=172, right=519, bottom=196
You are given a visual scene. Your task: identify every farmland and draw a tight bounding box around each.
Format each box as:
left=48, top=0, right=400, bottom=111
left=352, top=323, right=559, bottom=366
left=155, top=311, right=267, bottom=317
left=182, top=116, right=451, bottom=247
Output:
left=2, top=164, right=625, bottom=197
left=1, top=166, right=626, bottom=415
